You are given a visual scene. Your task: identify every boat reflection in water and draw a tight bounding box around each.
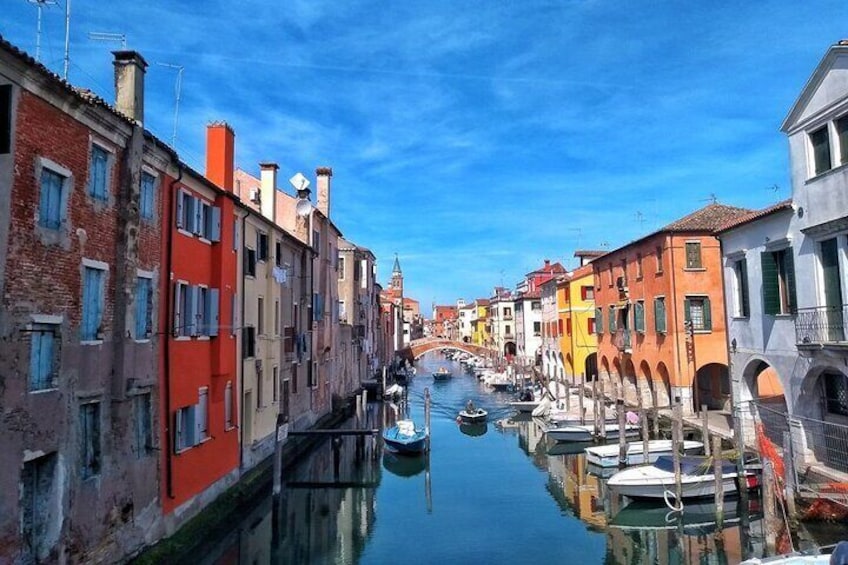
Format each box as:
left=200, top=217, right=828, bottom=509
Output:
left=458, top=422, right=488, bottom=437
left=382, top=451, right=426, bottom=478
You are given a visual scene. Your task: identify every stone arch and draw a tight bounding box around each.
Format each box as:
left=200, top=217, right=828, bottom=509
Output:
left=738, top=358, right=788, bottom=447
left=622, top=358, right=638, bottom=405
left=656, top=362, right=671, bottom=408
left=612, top=357, right=623, bottom=394
left=600, top=355, right=611, bottom=383
left=795, top=366, right=848, bottom=473
left=639, top=360, right=655, bottom=408
left=584, top=353, right=598, bottom=383
left=504, top=341, right=516, bottom=358
left=693, top=362, right=730, bottom=412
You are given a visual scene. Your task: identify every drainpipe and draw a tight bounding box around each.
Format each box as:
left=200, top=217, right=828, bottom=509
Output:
left=164, top=164, right=183, bottom=500
left=239, top=213, right=246, bottom=470
left=669, top=235, right=683, bottom=408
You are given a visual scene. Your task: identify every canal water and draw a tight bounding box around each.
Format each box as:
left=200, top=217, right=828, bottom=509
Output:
left=190, top=352, right=832, bottom=564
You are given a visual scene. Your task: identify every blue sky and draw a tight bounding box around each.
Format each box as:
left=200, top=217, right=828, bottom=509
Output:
left=3, top=1, right=847, bottom=315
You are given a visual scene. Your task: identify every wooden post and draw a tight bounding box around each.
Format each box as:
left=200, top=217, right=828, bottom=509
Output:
left=652, top=405, right=660, bottom=438
left=565, top=374, right=571, bottom=412
left=763, top=460, right=777, bottom=555
left=599, top=378, right=607, bottom=440
left=783, top=431, right=798, bottom=522
left=702, top=404, right=711, bottom=457
left=424, top=387, right=431, bottom=452
left=672, top=397, right=683, bottom=504
left=637, top=386, right=649, bottom=465
left=617, top=398, right=627, bottom=464
left=713, top=435, right=724, bottom=527
left=592, top=375, right=598, bottom=435
left=579, top=372, right=586, bottom=426
left=382, top=366, right=387, bottom=399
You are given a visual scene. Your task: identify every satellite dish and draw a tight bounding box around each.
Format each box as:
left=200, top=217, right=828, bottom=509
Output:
left=295, top=198, right=312, bottom=217
left=289, top=172, right=310, bottom=192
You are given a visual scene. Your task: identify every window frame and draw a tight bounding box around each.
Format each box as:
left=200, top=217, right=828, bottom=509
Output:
left=81, top=260, right=108, bottom=343
left=685, top=241, right=703, bottom=269
left=29, top=321, right=59, bottom=392
left=38, top=158, right=71, bottom=231
left=80, top=400, right=101, bottom=479
left=140, top=170, right=157, bottom=221
left=88, top=142, right=111, bottom=202
left=810, top=124, right=833, bottom=176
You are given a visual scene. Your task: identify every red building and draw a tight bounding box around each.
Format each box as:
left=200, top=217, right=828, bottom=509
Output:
left=159, top=124, right=240, bottom=514
left=432, top=304, right=458, bottom=338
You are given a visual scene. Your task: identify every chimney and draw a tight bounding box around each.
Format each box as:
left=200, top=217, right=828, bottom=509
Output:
left=544, top=259, right=550, bottom=270
left=112, top=50, right=148, bottom=124
left=205, top=122, right=235, bottom=192
left=316, top=166, right=332, bottom=217
left=259, top=162, right=278, bottom=222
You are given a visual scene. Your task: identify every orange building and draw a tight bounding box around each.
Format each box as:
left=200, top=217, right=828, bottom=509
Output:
left=159, top=124, right=240, bottom=514
left=592, top=204, right=750, bottom=414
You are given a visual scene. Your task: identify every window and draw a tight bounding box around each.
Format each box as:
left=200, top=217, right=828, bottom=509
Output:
left=0, top=84, right=10, bottom=154
left=620, top=259, right=627, bottom=284
left=256, top=361, right=264, bottom=408
left=272, top=366, right=279, bottom=403
left=177, top=190, right=195, bottom=231
left=196, top=286, right=208, bottom=335
left=654, top=297, right=667, bottom=333
left=39, top=167, right=65, bottom=230
left=257, top=232, right=269, bottom=261
left=634, top=300, right=645, bottom=333
left=505, top=324, right=511, bottom=335
left=339, top=256, right=346, bottom=280
left=607, top=263, right=614, bottom=286
left=175, top=405, right=197, bottom=452
left=533, top=321, right=541, bottom=336
left=140, top=172, right=156, bottom=220
left=595, top=308, right=603, bottom=334
left=581, top=286, right=594, bottom=301
left=608, top=305, right=616, bottom=333
left=565, top=318, right=572, bottom=335
left=88, top=145, right=109, bottom=201
left=135, top=276, right=152, bottom=339
left=244, top=247, right=257, bottom=277
left=588, top=318, right=596, bottom=335
left=197, top=388, right=208, bottom=441
left=175, top=282, right=192, bottom=337
left=811, top=125, right=832, bottom=175
left=176, top=190, right=220, bottom=240
left=275, top=299, right=280, bottom=335
left=762, top=248, right=796, bottom=315
left=339, top=300, right=347, bottom=323
left=837, top=116, right=848, bottom=166
left=224, top=381, right=234, bottom=430
left=29, top=323, right=57, bottom=391
left=733, top=258, right=750, bottom=318
left=656, top=245, right=664, bottom=274
left=80, top=401, right=101, bottom=479
left=824, top=372, right=848, bottom=417
left=243, top=326, right=256, bottom=358
left=636, top=253, right=643, bottom=279
left=685, top=242, right=702, bottom=269
left=684, top=296, right=712, bottom=331
left=82, top=265, right=105, bottom=341
left=312, top=229, right=320, bottom=252
left=134, top=393, right=152, bottom=458
left=275, top=241, right=282, bottom=267
left=531, top=301, right=541, bottom=311
left=257, top=297, right=265, bottom=336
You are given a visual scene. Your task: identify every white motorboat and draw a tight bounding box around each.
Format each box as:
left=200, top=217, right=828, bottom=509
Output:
left=545, top=422, right=639, bottom=443
left=584, top=440, right=704, bottom=468
left=607, top=455, right=760, bottom=500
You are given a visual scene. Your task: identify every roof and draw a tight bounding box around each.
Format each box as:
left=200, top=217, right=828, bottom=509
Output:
left=525, top=261, right=567, bottom=276
left=392, top=254, right=402, bottom=274
left=518, top=289, right=542, bottom=299
left=661, top=203, right=752, bottom=232
left=715, top=199, right=794, bottom=234
left=573, top=250, right=606, bottom=258
left=782, top=40, right=848, bottom=133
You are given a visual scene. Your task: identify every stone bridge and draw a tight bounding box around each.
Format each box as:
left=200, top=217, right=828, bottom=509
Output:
left=399, top=338, right=496, bottom=361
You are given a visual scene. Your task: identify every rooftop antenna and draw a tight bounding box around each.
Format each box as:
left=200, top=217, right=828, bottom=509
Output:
left=702, top=193, right=718, bottom=204
left=87, top=31, right=126, bottom=49
left=767, top=184, right=781, bottom=198
left=27, top=0, right=57, bottom=63
left=157, top=62, right=185, bottom=148
left=62, top=0, right=70, bottom=80
left=635, top=211, right=646, bottom=232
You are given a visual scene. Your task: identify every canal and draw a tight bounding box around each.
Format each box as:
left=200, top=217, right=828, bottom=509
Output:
left=188, top=352, right=832, bottom=564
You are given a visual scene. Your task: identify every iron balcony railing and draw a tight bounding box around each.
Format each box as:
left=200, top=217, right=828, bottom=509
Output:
left=795, top=305, right=847, bottom=345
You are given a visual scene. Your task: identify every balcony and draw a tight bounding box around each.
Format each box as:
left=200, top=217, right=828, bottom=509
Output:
left=503, top=314, right=514, bottom=321
left=795, top=305, right=847, bottom=345
left=614, top=329, right=632, bottom=352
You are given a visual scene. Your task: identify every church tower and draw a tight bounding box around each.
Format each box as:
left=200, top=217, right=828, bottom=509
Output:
left=390, top=254, right=403, bottom=304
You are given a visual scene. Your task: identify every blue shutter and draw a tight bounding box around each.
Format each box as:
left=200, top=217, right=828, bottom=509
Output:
left=141, top=173, right=155, bottom=219
left=90, top=146, right=108, bottom=200
left=209, top=206, right=221, bottom=242
left=193, top=198, right=203, bottom=235
left=82, top=267, right=102, bottom=340
left=40, top=169, right=63, bottom=229
left=188, top=286, right=199, bottom=336
left=176, top=191, right=185, bottom=229
left=30, top=330, right=53, bottom=390
left=208, top=288, right=220, bottom=337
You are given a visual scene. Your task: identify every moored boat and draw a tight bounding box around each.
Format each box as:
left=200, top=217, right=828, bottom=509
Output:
left=607, top=455, right=760, bottom=500
left=584, top=440, right=704, bottom=468
left=545, top=422, right=639, bottom=443
left=383, top=420, right=428, bottom=455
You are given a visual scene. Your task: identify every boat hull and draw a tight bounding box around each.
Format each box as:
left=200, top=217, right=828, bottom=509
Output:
left=433, top=373, right=452, bottom=381
left=546, top=423, right=639, bottom=443
left=459, top=409, right=488, bottom=424
left=584, top=440, right=704, bottom=468
left=382, top=422, right=428, bottom=455
left=508, top=401, right=539, bottom=413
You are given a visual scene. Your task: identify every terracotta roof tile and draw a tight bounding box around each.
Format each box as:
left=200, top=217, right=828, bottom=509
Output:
left=662, top=203, right=753, bottom=232
left=715, top=199, right=793, bottom=233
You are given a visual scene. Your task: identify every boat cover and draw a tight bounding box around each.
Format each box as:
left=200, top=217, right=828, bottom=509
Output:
left=654, top=455, right=736, bottom=476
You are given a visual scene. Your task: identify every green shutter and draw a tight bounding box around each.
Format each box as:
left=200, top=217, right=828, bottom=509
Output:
left=609, top=306, right=616, bottom=332
left=739, top=259, right=749, bottom=317
left=703, top=296, right=712, bottom=330
left=635, top=301, right=645, bottom=332
left=654, top=298, right=666, bottom=333
left=683, top=298, right=691, bottom=325
left=783, top=248, right=797, bottom=313
left=596, top=308, right=603, bottom=334
left=762, top=251, right=779, bottom=315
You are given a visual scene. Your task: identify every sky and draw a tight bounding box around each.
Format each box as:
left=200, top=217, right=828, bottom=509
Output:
left=3, top=1, right=848, bottom=316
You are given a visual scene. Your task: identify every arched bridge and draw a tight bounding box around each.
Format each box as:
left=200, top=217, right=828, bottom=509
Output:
left=400, top=338, right=496, bottom=361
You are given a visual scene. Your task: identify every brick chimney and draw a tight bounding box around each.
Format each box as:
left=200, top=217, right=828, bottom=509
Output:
left=205, top=122, right=235, bottom=192
left=259, top=162, right=278, bottom=222
left=112, top=50, right=148, bottom=124
left=544, top=259, right=550, bottom=271
left=316, top=166, right=332, bottom=217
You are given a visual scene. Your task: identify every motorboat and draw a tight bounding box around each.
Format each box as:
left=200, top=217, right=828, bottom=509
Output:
left=432, top=367, right=452, bottom=381
left=607, top=455, right=760, bottom=500
left=584, top=440, right=704, bottom=468
left=458, top=407, right=488, bottom=424
left=545, top=422, right=639, bottom=443
left=383, top=420, right=428, bottom=455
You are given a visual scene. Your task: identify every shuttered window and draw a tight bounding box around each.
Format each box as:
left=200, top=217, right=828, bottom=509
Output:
left=684, top=296, right=712, bottom=331
left=654, top=297, right=666, bottom=334
left=89, top=145, right=109, bottom=201
left=634, top=301, right=645, bottom=333
left=734, top=258, right=750, bottom=318
left=811, top=126, right=832, bottom=175
left=82, top=266, right=105, bottom=341
left=30, top=324, right=57, bottom=391
left=761, top=248, right=796, bottom=315
left=595, top=308, right=603, bottom=334
left=608, top=306, right=616, bottom=333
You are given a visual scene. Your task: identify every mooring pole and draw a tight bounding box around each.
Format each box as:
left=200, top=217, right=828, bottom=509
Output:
left=591, top=375, right=598, bottom=434
left=673, top=397, right=683, bottom=504
left=783, top=430, right=797, bottom=520
left=617, top=397, right=627, bottom=465
left=424, top=387, right=431, bottom=452
left=599, top=378, right=607, bottom=440
left=702, top=404, right=711, bottom=457
left=637, top=385, right=649, bottom=465
left=579, top=372, right=586, bottom=426
left=713, top=435, right=724, bottom=528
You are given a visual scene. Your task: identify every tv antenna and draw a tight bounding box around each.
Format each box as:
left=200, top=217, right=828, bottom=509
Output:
left=635, top=211, right=646, bottom=231
left=27, top=0, right=57, bottom=62
left=87, top=31, right=126, bottom=49
left=157, top=62, right=184, bottom=148
left=702, top=193, right=718, bottom=204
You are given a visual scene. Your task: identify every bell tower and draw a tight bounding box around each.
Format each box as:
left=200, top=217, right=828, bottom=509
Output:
left=390, top=254, right=403, bottom=304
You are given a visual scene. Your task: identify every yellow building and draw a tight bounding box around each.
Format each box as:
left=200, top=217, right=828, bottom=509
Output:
left=470, top=298, right=490, bottom=346
left=558, top=263, right=598, bottom=383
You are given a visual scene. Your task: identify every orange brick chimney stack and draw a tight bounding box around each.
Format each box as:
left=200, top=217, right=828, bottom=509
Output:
left=316, top=166, right=332, bottom=217
left=206, top=122, right=235, bottom=192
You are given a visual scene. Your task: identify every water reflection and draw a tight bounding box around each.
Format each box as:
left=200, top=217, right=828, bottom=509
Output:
left=458, top=422, right=488, bottom=437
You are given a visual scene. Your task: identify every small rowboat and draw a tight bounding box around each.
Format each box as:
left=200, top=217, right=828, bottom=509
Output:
left=383, top=420, right=428, bottom=455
